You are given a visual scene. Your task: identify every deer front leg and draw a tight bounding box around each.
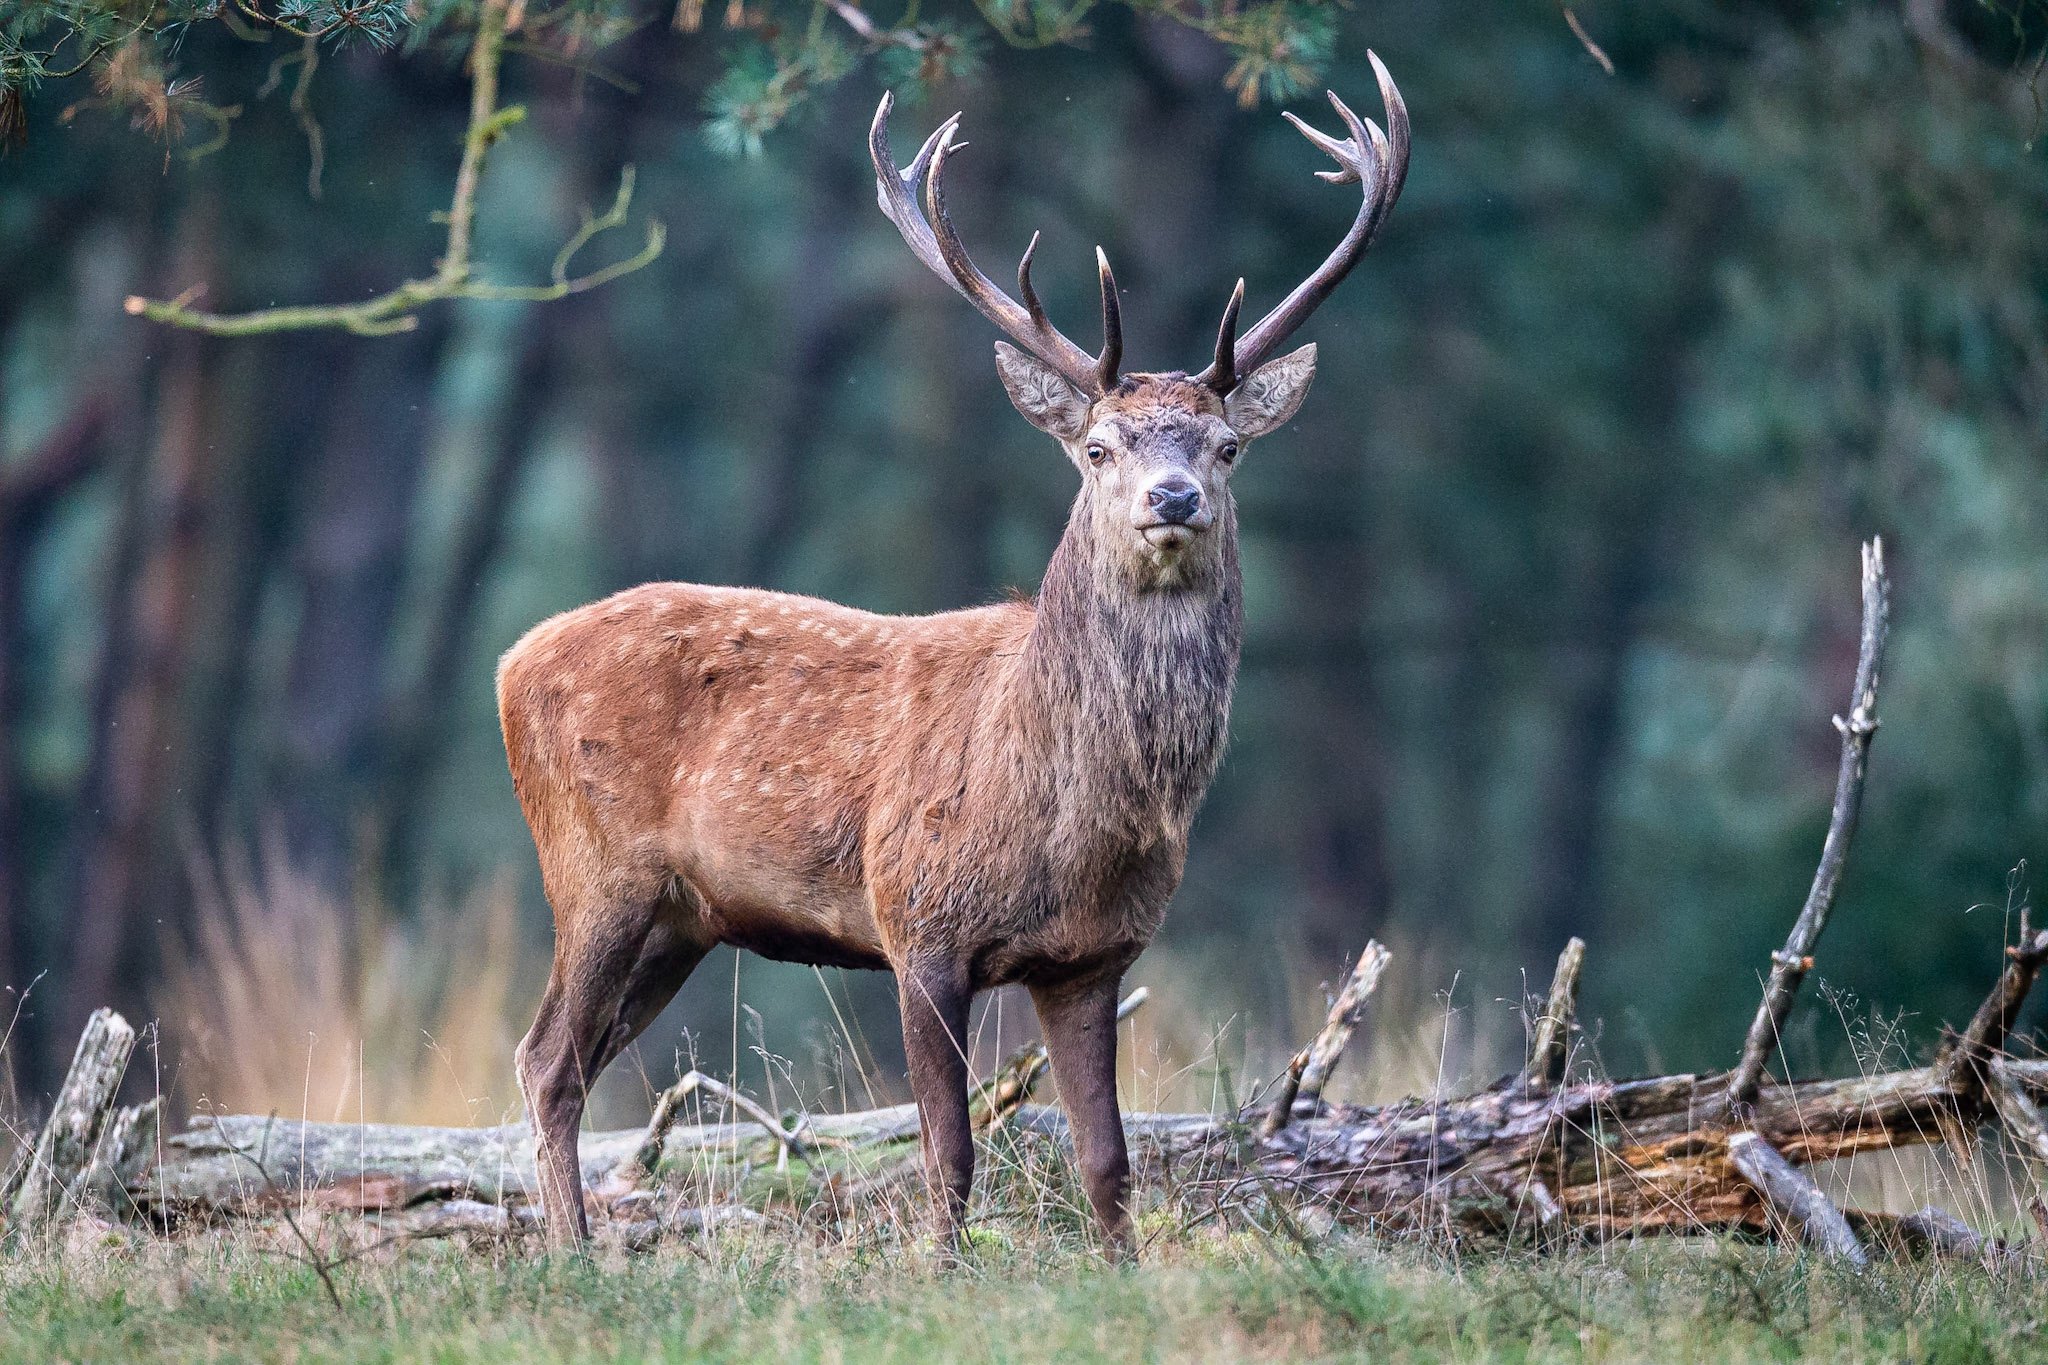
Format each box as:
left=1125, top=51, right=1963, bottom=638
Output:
left=898, top=957, right=975, bottom=1255
left=1030, top=972, right=1133, bottom=1259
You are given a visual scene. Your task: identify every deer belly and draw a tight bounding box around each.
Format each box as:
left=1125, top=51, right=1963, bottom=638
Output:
left=673, top=805, right=889, bottom=970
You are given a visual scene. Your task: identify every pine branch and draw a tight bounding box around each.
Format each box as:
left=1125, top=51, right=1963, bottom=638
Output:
left=121, top=0, right=664, bottom=337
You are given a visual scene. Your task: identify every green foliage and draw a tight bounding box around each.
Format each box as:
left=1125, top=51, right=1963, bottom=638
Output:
left=1, top=0, right=1345, bottom=156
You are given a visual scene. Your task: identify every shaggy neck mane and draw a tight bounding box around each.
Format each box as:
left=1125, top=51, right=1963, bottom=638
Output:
left=1013, top=507, right=1244, bottom=832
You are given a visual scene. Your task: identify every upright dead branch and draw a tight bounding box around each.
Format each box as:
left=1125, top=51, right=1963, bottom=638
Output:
left=1521, top=936, right=1586, bottom=1094
left=1728, top=538, right=1889, bottom=1114
left=1728, top=1131, right=1870, bottom=1266
left=1262, top=941, right=1391, bottom=1138
left=2, top=1007, right=134, bottom=1242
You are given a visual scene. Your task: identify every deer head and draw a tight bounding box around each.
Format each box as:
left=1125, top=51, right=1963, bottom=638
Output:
left=870, top=54, right=1409, bottom=591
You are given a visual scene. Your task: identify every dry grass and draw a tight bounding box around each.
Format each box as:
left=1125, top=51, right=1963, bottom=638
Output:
left=157, top=837, right=538, bottom=1127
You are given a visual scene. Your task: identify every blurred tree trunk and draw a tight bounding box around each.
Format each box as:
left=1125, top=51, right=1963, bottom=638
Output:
left=372, top=316, right=558, bottom=889
left=740, top=95, right=886, bottom=591
left=1518, top=193, right=1720, bottom=962
left=0, top=403, right=109, bottom=1033
left=174, top=334, right=342, bottom=847
left=64, top=285, right=223, bottom=1034
left=270, top=317, right=450, bottom=891
left=1125, top=16, right=1233, bottom=350
left=1271, top=498, right=1397, bottom=969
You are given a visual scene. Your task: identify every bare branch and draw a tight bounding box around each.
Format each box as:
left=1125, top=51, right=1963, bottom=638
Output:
left=1727, top=538, right=1890, bottom=1114
left=1728, top=1131, right=1870, bottom=1266
left=633, top=1071, right=812, bottom=1172
left=1987, top=1055, right=2048, bottom=1167
left=1941, top=927, right=2048, bottom=1095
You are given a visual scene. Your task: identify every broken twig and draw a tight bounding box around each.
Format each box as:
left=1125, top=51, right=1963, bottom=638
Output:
left=1941, top=926, right=2048, bottom=1096
left=1521, top=937, right=1586, bottom=1094
left=1262, top=941, right=1391, bottom=1138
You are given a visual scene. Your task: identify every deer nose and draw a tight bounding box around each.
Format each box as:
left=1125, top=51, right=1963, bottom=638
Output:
left=1146, top=478, right=1203, bottom=525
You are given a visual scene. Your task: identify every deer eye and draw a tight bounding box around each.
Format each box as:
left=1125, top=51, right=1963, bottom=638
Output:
left=1085, top=443, right=1108, bottom=465
left=1219, top=441, right=1240, bottom=463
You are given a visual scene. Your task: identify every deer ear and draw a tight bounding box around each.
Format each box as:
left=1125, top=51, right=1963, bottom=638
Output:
left=995, top=342, right=1092, bottom=440
left=1224, top=344, right=1317, bottom=439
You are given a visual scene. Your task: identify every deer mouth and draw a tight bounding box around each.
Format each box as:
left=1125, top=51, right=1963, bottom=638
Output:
left=1139, top=523, right=1200, bottom=551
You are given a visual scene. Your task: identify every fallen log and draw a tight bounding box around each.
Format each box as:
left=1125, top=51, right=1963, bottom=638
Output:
left=116, top=1048, right=2048, bottom=1243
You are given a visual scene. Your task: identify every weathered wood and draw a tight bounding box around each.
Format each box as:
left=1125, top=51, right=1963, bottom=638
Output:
left=120, top=1053, right=2048, bottom=1245
left=1262, top=941, right=1390, bottom=1138
left=1986, top=1055, right=2048, bottom=1166
left=1728, top=539, right=1889, bottom=1115
left=1727, top=1131, right=1869, bottom=1266
left=1942, top=929, right=2048, bottom=1096
left=69, top=1095, right=160, bottom=1222
left=4, top=1007, right=135, bottom=1241
left=1521, top=937, right=1586, bottom=1094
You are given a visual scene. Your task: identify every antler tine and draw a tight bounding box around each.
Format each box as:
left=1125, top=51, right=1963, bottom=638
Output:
left=871, top=93, right=1111, bottom=397
left=1018, top=231, right=1047, bottom=326
left=1096, top=247, right=1123, bottom=392
left=1198, top=52, right=1410, bottom=393
left=870, top=93, right=960, bottom=282
left=1208, top=278, right=1245, bottom=395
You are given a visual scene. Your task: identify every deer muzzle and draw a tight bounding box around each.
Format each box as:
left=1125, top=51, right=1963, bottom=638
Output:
left=1136, top=475, right=1212, bottom=548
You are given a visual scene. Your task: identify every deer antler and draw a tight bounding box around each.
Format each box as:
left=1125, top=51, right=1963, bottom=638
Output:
left=1199, top=52, right=1410, bottom=394
left=871, top=93, right=1123, bottom=397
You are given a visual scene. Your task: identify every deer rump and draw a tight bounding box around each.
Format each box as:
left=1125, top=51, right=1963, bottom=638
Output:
left=497, top=580, right=1192, bottom=990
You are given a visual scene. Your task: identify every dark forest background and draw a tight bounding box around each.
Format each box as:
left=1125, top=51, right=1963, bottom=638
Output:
left=2, top=0, right=2045, bottom=1125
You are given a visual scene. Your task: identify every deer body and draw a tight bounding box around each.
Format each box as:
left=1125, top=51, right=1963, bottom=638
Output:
left=500, top=501, right=1238, bottom=985
left=508, top=60, right=1407, bottom=1253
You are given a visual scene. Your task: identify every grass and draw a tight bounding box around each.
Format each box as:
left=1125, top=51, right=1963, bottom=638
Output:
left=4, top=850, right=2041, bottom=1361
left=2, top=1221, right=2044, bottom=1363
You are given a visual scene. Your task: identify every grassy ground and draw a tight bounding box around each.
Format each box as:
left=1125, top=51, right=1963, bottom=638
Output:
left=2, top=1220, right=2042, bottom=1363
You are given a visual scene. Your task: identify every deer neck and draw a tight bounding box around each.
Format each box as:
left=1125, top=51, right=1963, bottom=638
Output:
left=1014, top=506, right=1243, bottom=838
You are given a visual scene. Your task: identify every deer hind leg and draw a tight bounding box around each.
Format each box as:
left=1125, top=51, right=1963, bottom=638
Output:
left=897, top=956, right=975, bottom=1256
left=516, top=889, right=707, bottom=1246
left=1029, top=971, right=1133, bottom=1259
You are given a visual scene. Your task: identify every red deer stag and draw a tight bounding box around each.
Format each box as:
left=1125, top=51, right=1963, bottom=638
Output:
left=502, top=55, right=1409, bottom=1254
